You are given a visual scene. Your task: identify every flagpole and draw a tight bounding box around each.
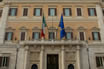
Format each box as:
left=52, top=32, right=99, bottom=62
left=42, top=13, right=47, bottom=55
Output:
left=52, top=14, right=54, bottom=41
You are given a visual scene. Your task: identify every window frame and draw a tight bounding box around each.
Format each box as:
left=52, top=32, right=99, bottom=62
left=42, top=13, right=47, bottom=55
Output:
left=20, top=31, right=27, bottom=41
left=48, top=8, right=57, bottom=16
left=32, top=32, right=40, bottom=40
left=22, top=7, right=29, bottom=16
left=78, top=32, right=86, bottom=41
left=88, top=8, right=97, bottom=16
left=76, top=7, right=83, bottom=17
left=9, top=8, right=18, bottom=16
left=63, top=8, right=72, bottom=16
left=33, top=8, right=42, bottom=16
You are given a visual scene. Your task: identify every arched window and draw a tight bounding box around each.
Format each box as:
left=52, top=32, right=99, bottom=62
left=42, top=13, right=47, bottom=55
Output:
left=68, top=64, right=74, bottom=69
left=31, top=64, right=38, bottom=69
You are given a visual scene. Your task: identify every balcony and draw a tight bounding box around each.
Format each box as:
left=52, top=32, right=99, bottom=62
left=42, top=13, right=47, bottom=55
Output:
left=19, top=39, right=86, bottom=46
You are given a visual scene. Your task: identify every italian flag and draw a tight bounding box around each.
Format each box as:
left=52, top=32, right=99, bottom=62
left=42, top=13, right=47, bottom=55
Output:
left=41, top=15, right=47, bottom=39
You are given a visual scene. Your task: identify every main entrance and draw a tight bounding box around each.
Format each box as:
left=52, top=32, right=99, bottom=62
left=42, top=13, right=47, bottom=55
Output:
left=47, top=54, right=59, bottom=69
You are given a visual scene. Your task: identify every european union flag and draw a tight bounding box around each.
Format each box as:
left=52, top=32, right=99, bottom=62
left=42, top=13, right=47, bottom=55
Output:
left=59, top=14, right=66, bottom=39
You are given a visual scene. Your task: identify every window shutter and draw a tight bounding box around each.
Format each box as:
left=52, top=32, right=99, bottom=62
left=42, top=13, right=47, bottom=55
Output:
left=21, top=32, right=25, bottom=41
left=63, top=8, right=65, bottom=16
left=88, top=8, right=90, bottom=16
left=92, top=32, right=94, bottom=40
left=48, top=8, right=50, bottom=16
left=15, top=8, right=17, bottom=16
left=0, top=57, right=2, bottom=67
left=80, top=32, right=84, bottom=40
left=11, top=32, right=13, bottom=40
left=32, top=32, right=34, bottom=40
left=40, top=8, right=42, bottom=16
left=0, top=10, right=2, bottom=17
left=5, top=57, right=9, bottom=67
left=94, top=8, right=97, bottom=16
left=5, top=32, right=8, bottom=40
left=98, top=32, right=101, bottom=40
left=71, top=32, right=73, bottom=40
left=9, top=8, right=11, bottom=16
left=34, top=8, right=36, bottom=16
left=55, top=8, right=57, bottom=16
left=39, top=33, right=40, bottom=39
left=69, top=8, right=72, bottom=16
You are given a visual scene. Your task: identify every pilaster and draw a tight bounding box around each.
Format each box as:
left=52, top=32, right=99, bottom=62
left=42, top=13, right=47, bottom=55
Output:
left=61, top=45, right=65, bottom=69
left=40, top=45, right=44, bottom=69
left=0, top=4, right=9, bottom=44
left=76, top=45, right=80, bottom=69
left=96, top=4, right=104, bottom=43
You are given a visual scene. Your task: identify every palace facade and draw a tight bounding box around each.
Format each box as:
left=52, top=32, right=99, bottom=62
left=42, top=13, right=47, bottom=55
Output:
left=0, top=0, right=104, bottom=69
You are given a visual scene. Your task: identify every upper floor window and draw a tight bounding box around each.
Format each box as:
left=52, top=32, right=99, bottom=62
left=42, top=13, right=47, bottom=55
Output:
left=66, top=32, right=73, bottom=40
left=63, top=8, right=72, bottom=16
left=32, top=32, right=40, bottom=40
left=23, top=8, right=28, bottom=16
left=0, top=0, right=3, bottom=2
left=20, top=32, right=26, bottom=41
left=79, top=32, right=85, bottom=41
left=92, top=32, right=101, bottom=40
left=88, top=8, right=97, bottom=16
left=102, top=8, right=104, bottom=16
left=5, top=32, right=13, bottom=41
left=96, top=56, right=104, bottom=67
left=0, top=9, right=3, bottom=17
left=49, top=32, right=55, bottom=40
left=0, top=57, right=9, bottom=68
left=34, top=8, right=42, bottom=16
left=9, top=8, right=18, bottom=16
left=76, top=8, right=82, bottom=16
left=48, top=8, right=57, bottom=16
left=102, top=0, right=104, bottom=2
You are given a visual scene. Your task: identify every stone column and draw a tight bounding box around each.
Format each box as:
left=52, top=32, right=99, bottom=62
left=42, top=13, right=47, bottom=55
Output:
left=76, top=46, right=80, bottom=69
left=0, top=5, right=9, bottom=44
left=96, top=4, right=104, bottom=42
left=61, top=46, right=65, bottom=69
left=24, top=46, right=29, bottom=69
left=40, top=46, right=44, bottom=69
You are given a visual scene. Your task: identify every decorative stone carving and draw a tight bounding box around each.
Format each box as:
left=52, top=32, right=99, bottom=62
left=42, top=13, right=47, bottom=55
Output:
left=30, top=52, right=40, bottom=61
left=65, top=52, right=76, bottom=61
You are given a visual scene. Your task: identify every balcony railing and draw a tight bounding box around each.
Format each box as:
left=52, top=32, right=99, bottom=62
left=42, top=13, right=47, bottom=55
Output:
left=3, top=0, right=99, bottom=3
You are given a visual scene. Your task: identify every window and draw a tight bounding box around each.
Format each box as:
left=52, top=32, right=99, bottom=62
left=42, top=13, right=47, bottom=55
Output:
left=66, top=32, right=73, bottom=40
left=79, top=32, right=85, bottom=40
left=76, top=8, right=82, bottom=16
left=5, top=32, right=13, bottom=41
left=63, top=8, right=72, bottom=16
left=23, top=8, right=28, bottom=16
left=0, top=57, right=9, bottom=68
left=0, top=9, right=2, bottom=17
left=0, top=0, right=3, bottom=2
left=32, top=32, right=40, bottom=40
left=34, top=8, right=42, bottom=16
left=102, top=9, right=104, bottom=16
left=92, top=32, right=101, bottom=40
left=20, top=32, right=26, bottom=41
left=49, top=32, right=55, bottom=40
left=9, top=8, right=18, bottom=16
left=31, top=64, right=38, bottom=69
left=96, top=56, right=104, bottom=67
left=88, top=8, right=97, bottom=16
left=48, top=8, right=57, bottom=16
left=68, top=64, right=74, bottom=69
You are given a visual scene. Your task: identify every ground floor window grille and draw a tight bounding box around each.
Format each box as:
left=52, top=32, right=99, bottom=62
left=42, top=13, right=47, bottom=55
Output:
left=96, top=56, right=104, bottom=67
left=0, top=57, right=9, bottom=68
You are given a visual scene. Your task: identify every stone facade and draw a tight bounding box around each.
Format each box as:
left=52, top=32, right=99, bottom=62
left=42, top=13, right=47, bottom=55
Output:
left=0, top=0, right=104, bottom=69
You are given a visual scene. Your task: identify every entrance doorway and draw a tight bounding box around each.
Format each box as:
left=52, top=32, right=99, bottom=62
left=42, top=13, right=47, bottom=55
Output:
left=47, top=54, right=59, bottom=69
